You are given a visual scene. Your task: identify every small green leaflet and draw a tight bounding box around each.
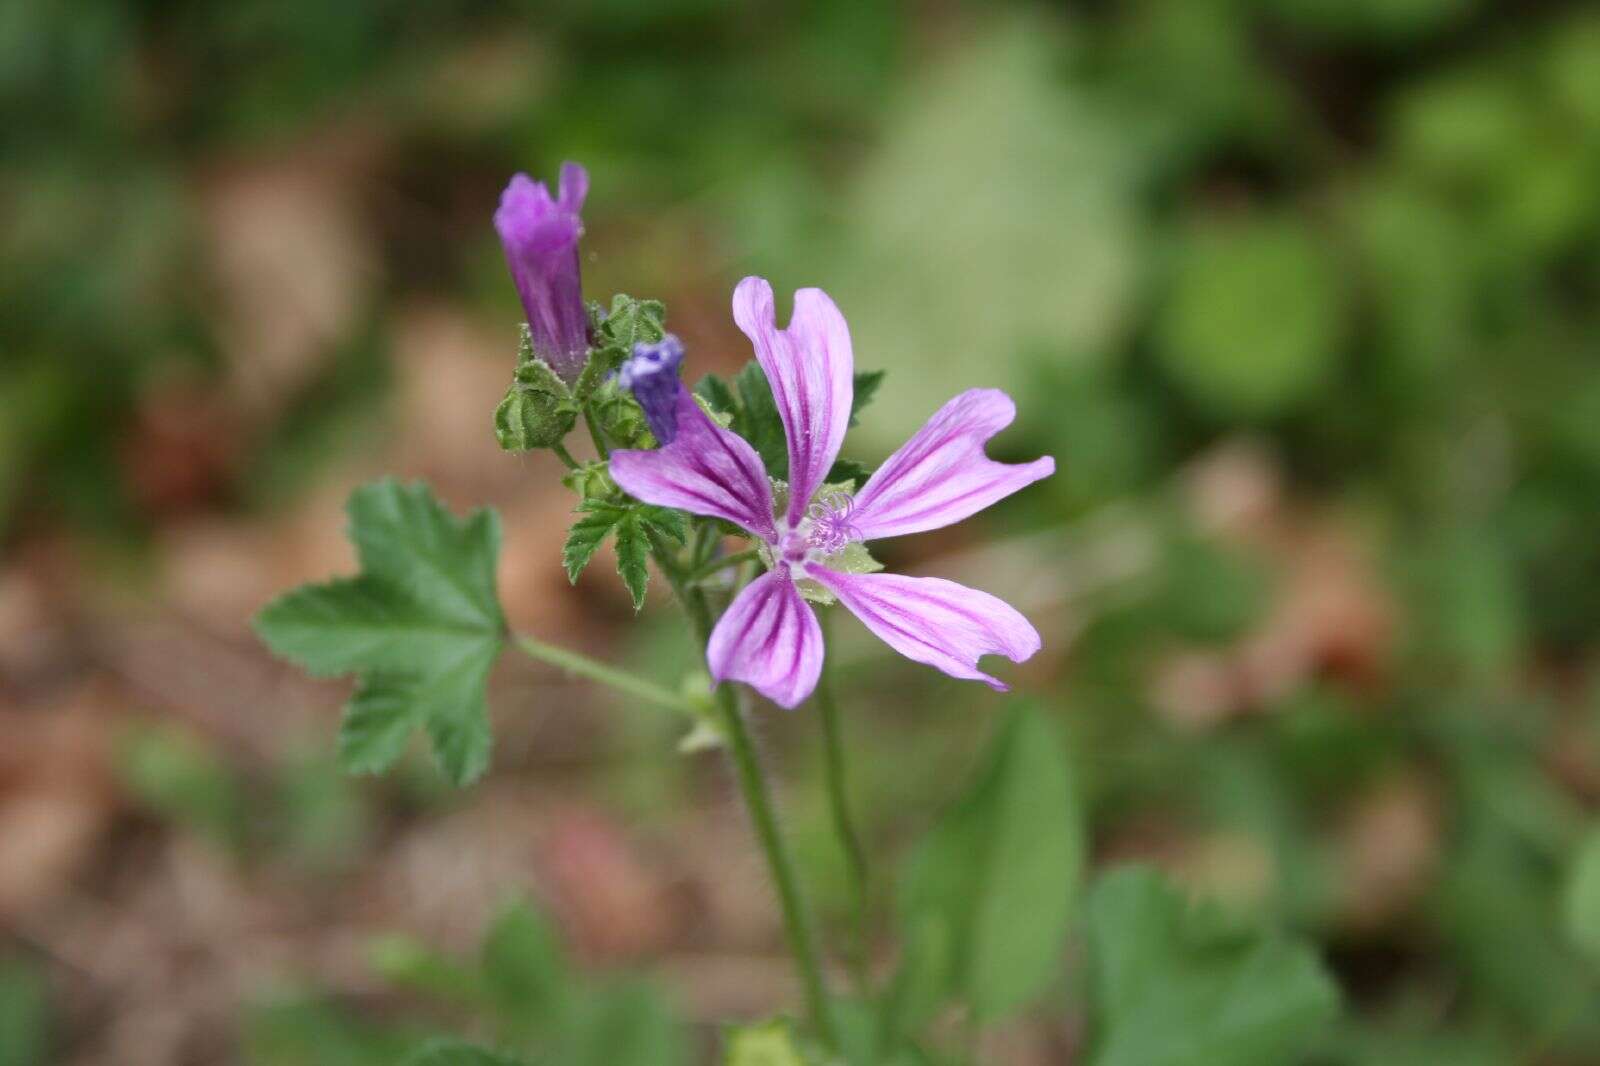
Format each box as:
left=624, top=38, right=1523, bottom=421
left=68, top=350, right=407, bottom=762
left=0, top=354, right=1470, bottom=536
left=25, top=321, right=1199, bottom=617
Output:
left=562, top=499, right=686, bottom=610
left=495, top=347, right=577, bottom=452
left=696, top=365, right=886, bottom=482
left=254, top=479, right=505, bottom=787
left=1086, top=867, right=1341, bottom=1066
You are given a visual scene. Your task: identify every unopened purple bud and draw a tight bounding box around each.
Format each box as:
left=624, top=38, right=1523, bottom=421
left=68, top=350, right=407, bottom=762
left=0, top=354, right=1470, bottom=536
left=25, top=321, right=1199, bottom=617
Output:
left=494, top=162, right=590, bottom=382
left=617, top=335, right=686, bottom=445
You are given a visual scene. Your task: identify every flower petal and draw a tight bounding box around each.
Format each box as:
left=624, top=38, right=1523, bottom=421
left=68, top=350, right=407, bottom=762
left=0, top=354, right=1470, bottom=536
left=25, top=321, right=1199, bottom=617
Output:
left=707, top=571, right=824, bottom=709
left=494, top=167, right=589, bottom=381
left=732, top=277, right=854, bottom=525
left=848, top=389, right=1054, bottom=541
left=611, top=387, right=777, bottom=540
left=557, top=161, right=589, bottom=212
left=807, top=568, right=1041, bottom=690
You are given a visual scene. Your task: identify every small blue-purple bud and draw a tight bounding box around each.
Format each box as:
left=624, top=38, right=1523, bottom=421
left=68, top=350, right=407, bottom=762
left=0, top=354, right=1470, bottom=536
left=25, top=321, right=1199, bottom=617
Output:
left=495, top=163, right=590, bottom=383
left=617, top=335, right=686, bottom=445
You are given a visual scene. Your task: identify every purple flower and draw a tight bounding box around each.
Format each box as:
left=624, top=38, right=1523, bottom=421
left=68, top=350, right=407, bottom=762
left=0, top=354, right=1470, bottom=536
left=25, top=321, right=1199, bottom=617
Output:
left=495, top=163, right=590, bottom=382
left=611, top=276, right=1055, bottom=708
left=617, top=335, right=687, bottom=444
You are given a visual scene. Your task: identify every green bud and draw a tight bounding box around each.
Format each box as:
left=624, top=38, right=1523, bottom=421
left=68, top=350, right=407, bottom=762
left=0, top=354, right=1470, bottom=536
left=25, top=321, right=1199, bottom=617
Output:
left=495, top=356, right=577, bottom=451
left=561, top=460, right=617, bottom=501
left=591, top=378, right=654, bottom=450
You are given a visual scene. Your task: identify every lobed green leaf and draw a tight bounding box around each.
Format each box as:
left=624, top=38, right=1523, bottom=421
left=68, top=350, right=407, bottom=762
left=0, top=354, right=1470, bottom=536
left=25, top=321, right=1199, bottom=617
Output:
left=562, top=500, right=684, bottom=610
left=613, top=512, right=651, bottom=611
left=564, top=502, right=627, bottom=584
left=254, top=480, right=505, bottom=787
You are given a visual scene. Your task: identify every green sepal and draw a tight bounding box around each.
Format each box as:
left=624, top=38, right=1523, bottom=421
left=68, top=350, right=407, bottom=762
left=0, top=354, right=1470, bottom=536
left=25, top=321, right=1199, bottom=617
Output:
left=575, top=294, right=667, bottom=400
left=788, top=541, right=883, bottom=605
left=561, top=460, right=617, bottom=501
left=495, top=330, right=578, bottom=451
left=590, top=377, right=655, bottom=449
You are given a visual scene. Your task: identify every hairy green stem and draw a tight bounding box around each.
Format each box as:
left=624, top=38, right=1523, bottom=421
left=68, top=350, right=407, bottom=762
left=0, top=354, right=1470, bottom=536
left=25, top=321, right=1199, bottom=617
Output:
left=582, top=406, right=610, bottom=459
left=551, top=441, right=580, bottom=470
left=816, top=610, right=871, bottom=992
left=511, top=634, right=692, bottom=715
left=682, top=547, right=762, bottom=585
left=682, top=584, right=840, bottom=1051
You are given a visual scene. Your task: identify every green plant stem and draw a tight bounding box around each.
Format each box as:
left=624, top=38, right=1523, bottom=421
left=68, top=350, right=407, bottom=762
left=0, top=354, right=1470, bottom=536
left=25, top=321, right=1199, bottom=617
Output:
left=511, top=634, right=692, bottom=715
left=683, top=547, right=761, bottom=584
left=551, top=441, right=580, bottom=470
left=816, top=610, right=871, bottom=992
left=681, top=584, right=840, bottom=1052
left=582, top=406, right=610, bottom=459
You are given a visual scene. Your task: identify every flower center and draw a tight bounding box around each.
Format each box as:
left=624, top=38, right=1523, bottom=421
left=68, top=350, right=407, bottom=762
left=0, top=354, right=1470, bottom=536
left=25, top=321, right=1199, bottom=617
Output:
left=805, top=490, right=861, bottom=556
left=762, top=490, right=863, bottom=577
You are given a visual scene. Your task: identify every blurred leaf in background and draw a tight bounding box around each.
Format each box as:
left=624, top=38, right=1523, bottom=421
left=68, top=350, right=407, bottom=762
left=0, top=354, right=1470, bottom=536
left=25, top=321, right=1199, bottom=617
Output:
left=1567, top=826, right=1600, bottom=964
left=8, top=0, right=1600, bottom=1062
left=825, top=17, right=1140, bottom=445
left=895, top=703, right=1083, bottom=1025
left=0, top=959, right=50, bottom=1066
left=1155, top=214, right=1341, bottom=422
left=1085, top=866, right=1339, bottom=1066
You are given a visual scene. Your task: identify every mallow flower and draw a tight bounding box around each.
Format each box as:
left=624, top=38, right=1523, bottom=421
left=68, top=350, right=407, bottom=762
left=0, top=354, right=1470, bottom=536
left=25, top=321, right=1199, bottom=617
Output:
left=610, top=277, right=1054, bottom=708
left=494, top=162, right=590, bottom=382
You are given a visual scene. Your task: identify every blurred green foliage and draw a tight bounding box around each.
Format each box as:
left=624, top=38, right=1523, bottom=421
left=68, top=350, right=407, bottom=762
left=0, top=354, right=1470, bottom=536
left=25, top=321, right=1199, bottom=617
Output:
left=250, top=899, right=686, bottom=1066
left=1085, top=867, right=1340, bottom=1066
left=895, top=704, right=1083, bottom=1025
left=10, top=0, right=1600, bottom=1061
left=0, top=959, right=51, bottom=1066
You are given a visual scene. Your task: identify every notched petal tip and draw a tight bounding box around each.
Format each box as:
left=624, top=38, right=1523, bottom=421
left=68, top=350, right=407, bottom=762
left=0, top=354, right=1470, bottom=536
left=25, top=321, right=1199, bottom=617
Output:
left=731, top=276, right=854, bottom=524
left=558, top=161, right=589, bottom=212
left=810, top=569, right=1042, bottom=691
left=732, top=275, right=776, bottom=336
left=847, top=388, right=1056, bottom=542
